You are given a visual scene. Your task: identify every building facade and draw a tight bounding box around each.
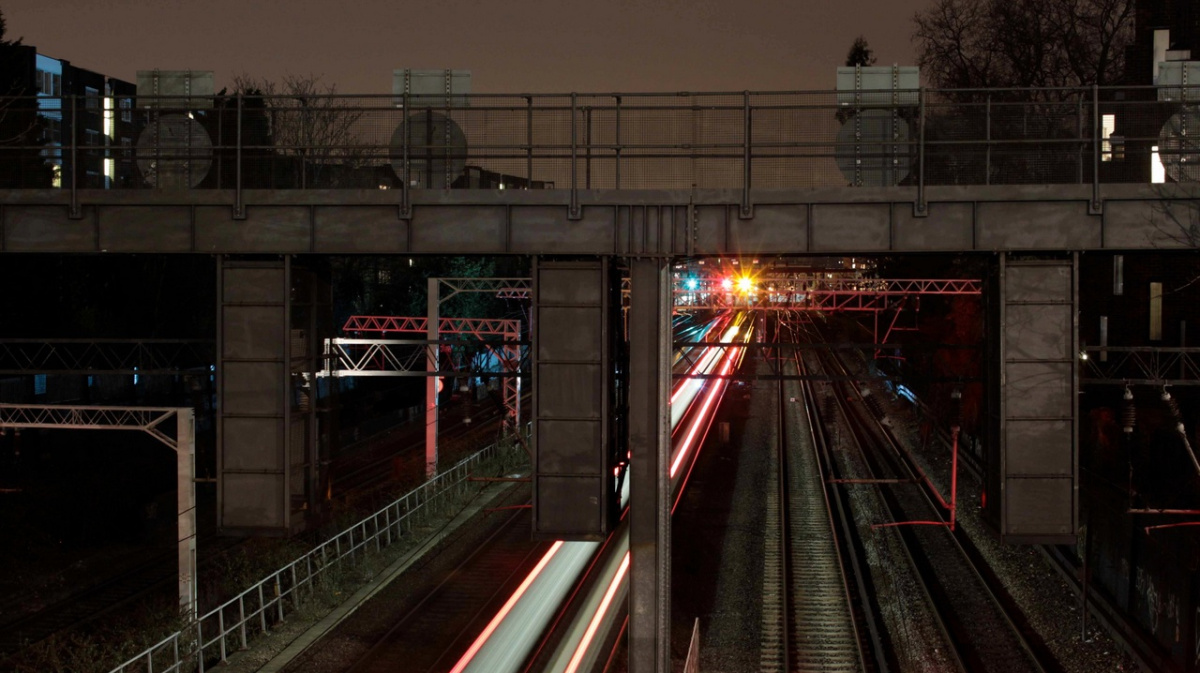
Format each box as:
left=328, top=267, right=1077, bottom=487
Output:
left=12, top=46, right=137, bottom=189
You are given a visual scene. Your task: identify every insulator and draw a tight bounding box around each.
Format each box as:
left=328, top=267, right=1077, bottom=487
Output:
left=1162, top=389, right=1182, bottom=423
left=1121, top=388, right=1136, bottom=434
left=950, top=389, right=963, bottom=432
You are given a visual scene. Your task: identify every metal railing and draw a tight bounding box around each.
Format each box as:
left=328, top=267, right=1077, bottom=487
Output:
left=107, top=434, right=523, bottom=673
left=2, top=85, right=1195, bottom=211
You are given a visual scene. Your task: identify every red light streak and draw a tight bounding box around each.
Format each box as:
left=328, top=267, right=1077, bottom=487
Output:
left=452, top=315, right=745, bottom=673
left=670, top=347, right=721, bottom=405
left=670, top=347, right=739, bottom=478
left=563, top=551, right=631, bottom=673
left=449, top=540, right=564, bottom=673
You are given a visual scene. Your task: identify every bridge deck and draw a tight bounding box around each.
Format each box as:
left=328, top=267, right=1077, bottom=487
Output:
left=1, top=184, right=1194, bottom=255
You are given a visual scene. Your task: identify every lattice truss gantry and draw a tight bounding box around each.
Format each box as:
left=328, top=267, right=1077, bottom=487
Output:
left=0, top=404, right=198, bottom=619
left=440, top=277, right=531, bottom=301
left=323, top=315, right=524, bottom=428
left=0, top=339, right=213, bottom=375
left=0, top=404, right=185, bottom=447
left=674, top=277, right=982, bottom=311
left=1081, top=346, right=1200, bottom=386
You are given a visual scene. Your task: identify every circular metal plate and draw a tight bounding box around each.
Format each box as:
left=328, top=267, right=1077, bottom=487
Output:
left=135, top=115, right=213, bottom=189
left=1159, top=107, right=1200, bottom=183
left=390, top=111, right=468, bottom=188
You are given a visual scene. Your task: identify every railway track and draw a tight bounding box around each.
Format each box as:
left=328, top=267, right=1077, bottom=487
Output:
left=0, top=401, right=511, bottom=661
left=810, top=335, right=1062, bottom=673
left=272, top=483, right=549, bottom=673
left=761, top=351, right=868, bottom=673
left=330, top=398, right=519, bottom=495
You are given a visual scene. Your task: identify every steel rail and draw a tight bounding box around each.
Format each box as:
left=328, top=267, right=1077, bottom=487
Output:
left=817, top=343, right=1056, bottom=673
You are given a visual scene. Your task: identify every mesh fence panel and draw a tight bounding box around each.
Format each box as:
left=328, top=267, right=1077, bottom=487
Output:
left=7, top=87, right=1199, bottom=192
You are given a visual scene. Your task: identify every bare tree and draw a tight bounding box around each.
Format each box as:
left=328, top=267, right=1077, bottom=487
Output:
left=231, top=73, right=366, bottom=188
left=913, top=0, right=1135, bottom=96
left=1150, top=192, right=1200, bottom=294
left=0, top=7, right=50, bottom=187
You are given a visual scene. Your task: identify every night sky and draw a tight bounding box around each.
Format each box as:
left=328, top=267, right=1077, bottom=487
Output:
left=5, top=0, right=935, bottom=94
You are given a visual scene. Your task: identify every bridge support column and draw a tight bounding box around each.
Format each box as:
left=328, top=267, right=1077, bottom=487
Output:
left=991, top=253, right=1079, bottom=543
left=628, top=258, right=672, bottom=673
left=218, top=256, right=326, bottom=535
left=427, top=277, right=439, bottom=477
left=531, top=258, right=619, bottom=540
left=176, top=408, right=197, bottom=620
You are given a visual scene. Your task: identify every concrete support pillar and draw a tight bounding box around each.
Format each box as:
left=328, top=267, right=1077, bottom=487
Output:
left=628, top=258, right=672, bottom=673
left=426, top=277, right=440, bottom=477
left=994, top=253, right=1079, bottom=543
left=176, top=408, right=197, bottom=621
left=217, top=256, right=295, bottom=534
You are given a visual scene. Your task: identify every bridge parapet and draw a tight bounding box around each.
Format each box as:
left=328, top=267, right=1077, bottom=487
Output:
left=1, top=85, right=1197, bottom=255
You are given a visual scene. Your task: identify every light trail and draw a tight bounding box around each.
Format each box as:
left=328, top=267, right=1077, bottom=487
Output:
left=449, top=540, right=565, bottom=673
left=563, top=551, right=631, bottom=673
left=452, top=313, right=746, bottom=673
left=670, top=345, right=739, bottom=478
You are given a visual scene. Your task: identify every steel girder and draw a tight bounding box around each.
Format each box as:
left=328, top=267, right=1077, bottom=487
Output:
left=1081, top=346, right=1200, bottom=385
left=0, top=339, right=213, bottom=375
left=0, top=403, right=197, bottom=619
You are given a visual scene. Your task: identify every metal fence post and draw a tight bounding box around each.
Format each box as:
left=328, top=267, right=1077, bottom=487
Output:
left=916, top=87, right=927, bottom=215
left=1077, top=93, right=1084, bottom=184
left=741, top=91, right=753, bottom=219
left=1091, top=84, right=1102, bottom=214
left=526, top=95, right=534, bottom=185
left=585, top=105, right=593, bottom=189
left=615, top=95, right=623, bottom=189
left=400, top=89, right=412, bottom=219
left=569, top=92, right=581, bottom=220
left=219, top=609, right=227, bottom=662
left=239, top=595, right=247, bottom=649
left=985, top=94, right=992, bottom=185
left=258, top=584, right=267, bottom=632
left=290, top=564, right=298, bottom=608
left=234, top=92, right=245, bottom=219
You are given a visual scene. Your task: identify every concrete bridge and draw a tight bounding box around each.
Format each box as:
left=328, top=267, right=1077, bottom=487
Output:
left=2, top=85, right=1198, bottom=671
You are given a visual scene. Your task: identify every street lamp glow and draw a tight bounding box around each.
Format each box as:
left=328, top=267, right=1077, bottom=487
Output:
left=736, top=276, right=754, bottom=293
left=684, top=278, right=699, bottom=291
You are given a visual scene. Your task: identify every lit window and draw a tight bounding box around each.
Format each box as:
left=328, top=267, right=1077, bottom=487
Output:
left=1151, top=146, right=1166, bottom=184
left=1101, top=114, right=1115, bottom=162
left=34, top=375, right=47, bottom=395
